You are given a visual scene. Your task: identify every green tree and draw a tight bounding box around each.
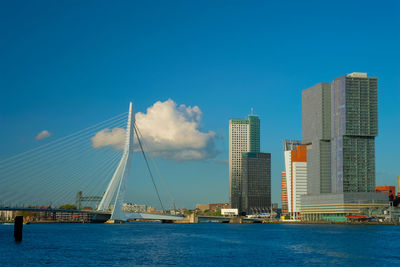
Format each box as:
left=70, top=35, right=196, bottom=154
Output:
left=204, top=209, right=212, bottom=216
left=212, top=210, right=222, bottom=216
left=59, top=204, right=77, bottom=210
left=184, top=210, right=192, bottom=216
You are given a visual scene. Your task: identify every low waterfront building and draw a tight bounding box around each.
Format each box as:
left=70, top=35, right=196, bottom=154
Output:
left=300, top=192, right=388, bottom=222
left=221, top=208, right=238, bottom=216
left=209, top=203, right=229, bottom=212
left=123, top=203, right=147, bottom=213
left=195, top=203, right=230, bottom=214
left=0, top=210, right=16, bottom=222
left=147, top=206, right=155, bottom=213
left=55, top=211, right=93, bottom=222
left=195, top=204, right=210, bottom=212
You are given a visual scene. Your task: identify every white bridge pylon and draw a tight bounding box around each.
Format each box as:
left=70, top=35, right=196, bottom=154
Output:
left=97, top=102, right=182, bottom=222
left=97, top=102, right=135, bottom=220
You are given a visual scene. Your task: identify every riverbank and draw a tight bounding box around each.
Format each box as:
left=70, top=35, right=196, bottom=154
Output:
left=262, top=220, right=400, bottom=225
left=2, top=219, right=399, bottom=225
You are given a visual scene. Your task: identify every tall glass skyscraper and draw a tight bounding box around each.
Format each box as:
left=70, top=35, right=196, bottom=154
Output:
left=331, top=72, right=378, bottom=193
left=229, top=114, right=260, bottom=210
left=302, top=83, right=332, bottom=194
left=300, top=73, right=383, bottom=222
left=302, top=72, right=378, bottom=194
left=241, top=152, right=271, bottom=214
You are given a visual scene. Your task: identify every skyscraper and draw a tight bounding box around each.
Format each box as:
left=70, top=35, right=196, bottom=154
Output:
left=302, top=83, right=331, bottom=194
left=241, top=152, right=271, bottom=214
left=398, top=176, right=400, bottom=197
left=303, top=73, right=378, bottom=194
left=300, top=73, right=385, bottom=222
left=283, top=140, right=307, bottom=218
left=331, top=72, right=378, bottom=193
left=229, top=114, right=260, bottom=210
left=281, top=171, right=288, bottom=215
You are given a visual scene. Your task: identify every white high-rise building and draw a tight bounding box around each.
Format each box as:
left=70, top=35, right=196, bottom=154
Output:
left=283, top=140, right=308, bottom=219
left=229, top=114, right=259, bottom=210
left=292, top=162, right=307, bottom=213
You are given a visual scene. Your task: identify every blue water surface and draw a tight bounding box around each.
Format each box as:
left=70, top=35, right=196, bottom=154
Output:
left=1, top=222, right=400, bottom=266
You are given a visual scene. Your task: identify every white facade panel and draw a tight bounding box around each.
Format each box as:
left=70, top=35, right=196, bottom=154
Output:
left=229, top=121, right=250, bottom=207
left=284, top=151, right=292, bottom=213
left=293, top=162, right=307, bottom=213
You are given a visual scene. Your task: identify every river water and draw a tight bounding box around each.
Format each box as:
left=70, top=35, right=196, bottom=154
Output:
left=1, top=222, right=400, bottom=266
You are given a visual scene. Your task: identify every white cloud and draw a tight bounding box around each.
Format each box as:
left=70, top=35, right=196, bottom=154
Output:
left=91, top=127, right=125, bottom=150
left=91, top=99, right=218, bottom=161
left=35, top=130, right=51, bottom=140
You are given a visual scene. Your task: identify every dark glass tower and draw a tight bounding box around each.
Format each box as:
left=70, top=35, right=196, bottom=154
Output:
left=241, top=152, right=271, bottom=214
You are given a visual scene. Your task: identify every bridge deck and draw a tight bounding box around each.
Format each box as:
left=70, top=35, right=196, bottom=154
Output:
left=1, top=207, right=184, bottom=222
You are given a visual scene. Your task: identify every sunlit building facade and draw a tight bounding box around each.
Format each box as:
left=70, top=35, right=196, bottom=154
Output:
left=281, top=171, right=288, bottom=215
left=331, top=72, right=378, bottom=193
left=300, top=73, right=383, bottom=222
left=229, top=114, right=260, bottom=210
left=302, top=82, right=332, bottom=194
left=283, top=140, right=307, bottom=219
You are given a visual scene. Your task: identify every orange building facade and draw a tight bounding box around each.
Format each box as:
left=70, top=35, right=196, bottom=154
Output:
left=376, top=186, right=395, bottom=200
left=290, top=145, right=307, bottom=215
left=281, top=171, right=288, bottom=215
left=209, top=203, right=230, bottom=211
left=284, top=142, right=308, bottom=219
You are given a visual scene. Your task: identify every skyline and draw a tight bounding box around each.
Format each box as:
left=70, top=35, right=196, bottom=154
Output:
left=1, top=1, right=400, bottom=208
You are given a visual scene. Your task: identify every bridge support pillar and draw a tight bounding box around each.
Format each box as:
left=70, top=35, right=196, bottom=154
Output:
left=14, top=216, right=23, bottom=242
left=189, top=213, right=198, bottom=223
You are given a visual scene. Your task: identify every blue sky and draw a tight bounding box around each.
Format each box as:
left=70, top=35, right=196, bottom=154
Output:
left=1, top=0, right=399, bottom=208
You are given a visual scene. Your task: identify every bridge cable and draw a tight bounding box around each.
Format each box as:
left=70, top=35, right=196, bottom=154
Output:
left=0, top=118, right=126, bottom=198
left=0, top=112, right=128, bottom=165
left=0, top=114, right=127, bottom=172
left=0, top=113, right=127, bottom=207
left=133, top=123, right=165, bottom=212
left=133, top=124, right=178, bottom=211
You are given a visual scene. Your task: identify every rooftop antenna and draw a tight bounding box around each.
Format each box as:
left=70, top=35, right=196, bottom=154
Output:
left=251, top=107, right=254, bottom=115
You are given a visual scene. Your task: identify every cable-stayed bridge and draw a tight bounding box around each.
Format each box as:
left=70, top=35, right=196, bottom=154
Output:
left=0, top=102, right=183, bottom=222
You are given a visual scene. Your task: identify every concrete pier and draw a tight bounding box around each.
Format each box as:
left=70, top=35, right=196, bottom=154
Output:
left=14, top=216, right=23, bottom=242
